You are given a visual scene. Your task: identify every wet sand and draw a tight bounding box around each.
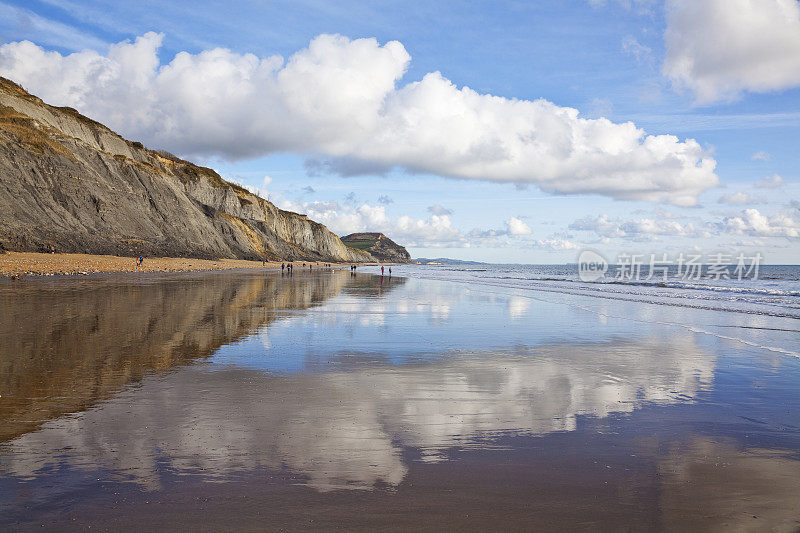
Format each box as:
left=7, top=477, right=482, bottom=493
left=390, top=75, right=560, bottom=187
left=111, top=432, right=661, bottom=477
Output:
left=1, top=270, right=799, bottom=531
left=0, top=251, right=385, bottom=277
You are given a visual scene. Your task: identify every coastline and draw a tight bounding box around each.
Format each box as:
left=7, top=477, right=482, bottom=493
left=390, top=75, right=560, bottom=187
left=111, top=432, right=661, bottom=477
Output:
left=0, top=251, right=389, bottom=278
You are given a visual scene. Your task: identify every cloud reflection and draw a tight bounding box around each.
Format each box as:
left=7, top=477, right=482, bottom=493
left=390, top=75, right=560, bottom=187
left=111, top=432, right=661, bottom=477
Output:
left=2, top=336, right=715, bottom=491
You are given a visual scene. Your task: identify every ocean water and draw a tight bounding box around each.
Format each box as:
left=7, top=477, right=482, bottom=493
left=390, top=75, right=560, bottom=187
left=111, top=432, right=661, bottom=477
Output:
left=386, top=263, right=800, bottom=318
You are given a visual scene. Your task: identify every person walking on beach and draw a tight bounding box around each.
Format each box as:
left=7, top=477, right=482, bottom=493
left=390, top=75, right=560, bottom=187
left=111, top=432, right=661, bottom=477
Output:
left=381, top=265, right=384, bottom=276
left=388, top=267, right=392, bottom=276
left=281, top=263, right=285, bottom=272
left=137, top=255, right=144, bottom=267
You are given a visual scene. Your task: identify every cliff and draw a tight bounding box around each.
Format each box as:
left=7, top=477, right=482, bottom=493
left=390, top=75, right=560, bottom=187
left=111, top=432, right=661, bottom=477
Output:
left=341, top=232, right=411, bottom=263
left=0, top=77, right=373, bottom=262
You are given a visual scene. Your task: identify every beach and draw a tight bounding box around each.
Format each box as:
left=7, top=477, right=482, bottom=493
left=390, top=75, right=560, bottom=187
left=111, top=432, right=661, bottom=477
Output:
left=1, top=267, right=799, bottom=530
left=0, top=251, right=389, bottom=277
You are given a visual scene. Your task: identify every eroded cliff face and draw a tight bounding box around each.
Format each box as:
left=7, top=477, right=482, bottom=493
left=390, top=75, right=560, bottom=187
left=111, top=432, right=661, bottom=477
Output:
left=0, top=77, right=372, bottom=262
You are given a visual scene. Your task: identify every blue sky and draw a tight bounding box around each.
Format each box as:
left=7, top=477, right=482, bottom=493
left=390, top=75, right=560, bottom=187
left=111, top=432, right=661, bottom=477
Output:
left=1, top=0, right=798, bottom=262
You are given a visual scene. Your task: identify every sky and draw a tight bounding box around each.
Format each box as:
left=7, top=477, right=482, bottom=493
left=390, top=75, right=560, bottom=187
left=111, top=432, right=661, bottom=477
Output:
left=0, top=0, right=798, bottom=263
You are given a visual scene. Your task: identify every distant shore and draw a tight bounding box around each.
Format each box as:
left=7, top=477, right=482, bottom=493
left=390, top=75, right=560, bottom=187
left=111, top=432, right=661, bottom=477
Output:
left=0, top=251, right=388, bottom=278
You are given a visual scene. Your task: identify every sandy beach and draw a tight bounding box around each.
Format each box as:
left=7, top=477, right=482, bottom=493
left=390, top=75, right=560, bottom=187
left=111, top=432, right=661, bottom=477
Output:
left=0, top=251, right=388, bottom=278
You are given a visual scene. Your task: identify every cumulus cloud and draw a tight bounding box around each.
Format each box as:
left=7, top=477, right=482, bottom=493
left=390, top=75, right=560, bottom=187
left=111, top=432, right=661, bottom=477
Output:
left=377, top=195, right=393, bottom=204
left=280, top=198, right=466, bottom=247
left=280, top=196, right=548, bottom=249
left=506, top=217, right=532, bottom=236
left=302, top=185, right=316, bottom=194
left=574, top=207, right=800, bottom=242
left=718, top=191, right=762, bottom=205
left=663, top=0, right=800, bottom=104
left=751, top=151, right=771, bottom=162
left=722, top=208, right=799, bottom=238
left=0, top=32, right=718, bottom=205
left=570, top=213, right=708, bottom=240
left=427, top=204, right=453, bottom=216
left=754, top=174, right=786, bottom=189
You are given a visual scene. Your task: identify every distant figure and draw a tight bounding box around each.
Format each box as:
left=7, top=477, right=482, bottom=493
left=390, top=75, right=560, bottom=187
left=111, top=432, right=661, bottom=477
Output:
left=137, top=255, right=144, bottom=267
left=281, top=263, right=285, bottom=271
left=388, top=267, right=392, bottom=276
left=309, top=264, right=313, bottom=271
left=381, top=265, right=384, bottom=275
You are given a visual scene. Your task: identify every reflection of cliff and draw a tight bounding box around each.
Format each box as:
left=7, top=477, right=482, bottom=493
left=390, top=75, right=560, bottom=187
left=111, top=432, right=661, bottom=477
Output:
left=0, top=271, right=361, bottom=442
left=2, top=336, right=715, bottom=491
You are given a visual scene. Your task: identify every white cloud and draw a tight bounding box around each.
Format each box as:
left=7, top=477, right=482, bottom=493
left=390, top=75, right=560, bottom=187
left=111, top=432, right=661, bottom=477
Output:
left=751, top=151, right=771, bottom=162
left=573, top=207, right=800, bottom=243
left=534, top=238, right=580, bottom=251
left=622, top=35, right=654, bottom=65
left=754, top=174, right=786, bottom=189
left=395, top=214, right=465, bottom=247
left=280, top=198, right=467, bottom=247
left=722, top=208, right=799, bottom=238
left=718, top=192, right=762, bottom=205
left=506, top=217, right=532, bottom=236
left=663, top=0, right=800, bottom=104
left=570, top=213, right=707, bottom=240
left=569, top=214, right=627, bottom=238
left=0, top=32, right=718, bottom=205
left=239, top=175, right=273, bottom=198
left=280, top=196, right=549, bottom=249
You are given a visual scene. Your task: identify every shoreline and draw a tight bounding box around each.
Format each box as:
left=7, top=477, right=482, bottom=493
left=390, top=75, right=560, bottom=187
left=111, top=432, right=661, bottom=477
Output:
left=0, top=251, right=391, bottom=278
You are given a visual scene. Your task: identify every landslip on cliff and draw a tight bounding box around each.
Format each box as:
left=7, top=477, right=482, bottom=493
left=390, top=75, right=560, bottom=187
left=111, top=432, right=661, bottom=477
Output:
left=0, top=77, right=373, bottom=263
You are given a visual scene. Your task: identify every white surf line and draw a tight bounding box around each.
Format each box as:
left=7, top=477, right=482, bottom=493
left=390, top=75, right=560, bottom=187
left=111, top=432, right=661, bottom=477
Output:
left=527, top=291, right=800, bottom=360
left=407, top=272, right=800, bottom=319
left=409, top=274, right=800, bottom=360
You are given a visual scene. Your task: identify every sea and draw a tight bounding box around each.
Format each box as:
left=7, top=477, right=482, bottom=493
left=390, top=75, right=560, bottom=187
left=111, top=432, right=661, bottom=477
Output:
left=387, top=263, right=800, bottom=319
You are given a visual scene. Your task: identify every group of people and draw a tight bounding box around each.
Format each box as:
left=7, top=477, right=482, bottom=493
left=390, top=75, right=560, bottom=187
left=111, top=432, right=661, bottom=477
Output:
left=281, top=262, right=337, bottom=275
